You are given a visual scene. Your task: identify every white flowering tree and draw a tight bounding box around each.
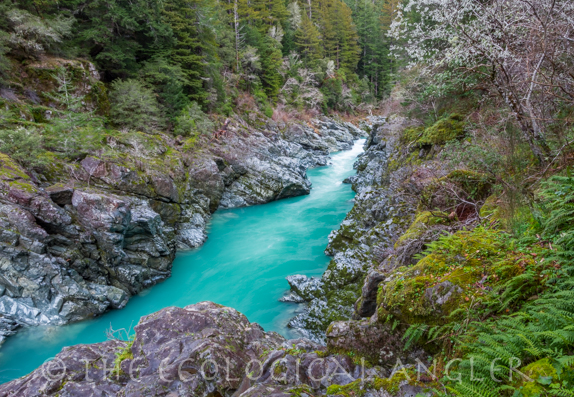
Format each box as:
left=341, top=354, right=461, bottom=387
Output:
left=391, top=0, right=574, bottom=163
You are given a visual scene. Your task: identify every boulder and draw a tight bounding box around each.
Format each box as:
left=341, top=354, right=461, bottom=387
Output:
left=0, top=302, right=372, bottom=397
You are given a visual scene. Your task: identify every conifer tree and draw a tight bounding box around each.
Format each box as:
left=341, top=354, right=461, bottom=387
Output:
left=333, top=0, right=360, bottom=72
left=163, top=0, right=206, bottom=101
left=295, top=11, right=322, bottom=64
left=270, top=0, right=289, bottom=27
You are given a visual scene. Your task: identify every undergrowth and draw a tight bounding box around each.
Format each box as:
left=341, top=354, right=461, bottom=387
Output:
left=401, top=175, right=574, bottom=396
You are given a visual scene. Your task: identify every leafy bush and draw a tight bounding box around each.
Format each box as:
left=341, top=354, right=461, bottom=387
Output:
left=109, top=79, right=162, bottom=132
left=173, top=102, right=214, bottom=137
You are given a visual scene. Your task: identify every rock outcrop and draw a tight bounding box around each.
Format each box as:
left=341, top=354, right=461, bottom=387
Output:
left=0, top=114, right=363, bottom=344
left=284, top=117, right=419, bottom=342
left=0, top=302, right=421, bottom=397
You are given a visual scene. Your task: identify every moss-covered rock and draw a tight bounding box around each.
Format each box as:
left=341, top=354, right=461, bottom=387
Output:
left=420, top=169, right=494, bottom=214
left=419, top=114, right=465, bottom=145
left=326, top=368, right=431, bottom=397
left=401, top=114, right=465, bottom=147
left=514, top=358, right=562, bottom=397
left=441, top=170, right=493, bottom=200
left=378, top=227, right=531, bottom=327
left=394, top=211, right=451, bottom=250
left=479, top=194, right=510, bottom=230
left=401, top=126, right=425, bottom=144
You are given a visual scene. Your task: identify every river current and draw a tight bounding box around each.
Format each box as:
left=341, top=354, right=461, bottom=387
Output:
left=0, top=139, right=365, bottom=383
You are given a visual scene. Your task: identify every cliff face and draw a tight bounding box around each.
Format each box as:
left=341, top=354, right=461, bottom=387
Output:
left=0, top=59, right=364, bottom=343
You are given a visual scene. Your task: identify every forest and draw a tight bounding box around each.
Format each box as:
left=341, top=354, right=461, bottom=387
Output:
left=0, top=0, right=398, bottom=132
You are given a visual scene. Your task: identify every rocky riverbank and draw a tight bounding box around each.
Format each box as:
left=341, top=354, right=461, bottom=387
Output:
left=284, top=116, right=419, bottom=343
left=0, top=100, right=363, bottom=344
left=0, top=301, right=427, bottom=397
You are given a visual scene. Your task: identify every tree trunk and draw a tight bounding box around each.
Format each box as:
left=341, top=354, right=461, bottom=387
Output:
left=492, top=67, right=550, bottom=165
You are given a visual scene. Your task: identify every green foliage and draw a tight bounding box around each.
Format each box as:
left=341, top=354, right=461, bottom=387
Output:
left=428, top=175, right=574, bottom=396
left=174, top=102, right=214, bottom=137
left=164, top=0, right=209, bottom=101
left=5, top=8, right=73, bottom=59
left=109, top=79, right=162, bottom=132
left=295, top=11, right=322, bottom=65
left=75, top=0, right=172, bottom=78
left=113, top=338, right=135, bottom=375
left=139, top=57, right=189, bottom=122
left=0, top=0, right=388, bottom=121
left=0, top=30, right=11, bottom=81
left=541, top=175, right=574, bottom=262
left=0, top=127, right=48, bottom=169
left=321, top=77, right=343, bottom=111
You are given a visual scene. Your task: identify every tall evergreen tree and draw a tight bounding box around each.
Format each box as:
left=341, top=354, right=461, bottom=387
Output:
left=163, top=0, right=207, bottom=101
left=295, top=11, right=322, bottom=64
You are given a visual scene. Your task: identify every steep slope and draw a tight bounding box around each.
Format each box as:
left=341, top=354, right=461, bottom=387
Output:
left=0, top=60, right=364, bottom=344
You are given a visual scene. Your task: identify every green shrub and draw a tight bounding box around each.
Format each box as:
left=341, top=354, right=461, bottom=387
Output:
left=109, top=79, right=162, bottom=132
left=173, top=102, right=214, bottom=137
left=0, top=127, right=48, bottom=169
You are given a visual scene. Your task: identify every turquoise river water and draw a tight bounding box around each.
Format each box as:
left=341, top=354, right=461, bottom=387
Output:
left=0, top=138, right=365, bottom=384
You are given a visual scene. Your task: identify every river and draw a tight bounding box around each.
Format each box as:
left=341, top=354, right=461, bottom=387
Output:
left=0, top=138, right=365, bottom=383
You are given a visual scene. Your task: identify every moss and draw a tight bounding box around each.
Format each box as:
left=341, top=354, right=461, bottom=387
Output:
left=0, top=153, right=31, bottom=180
left=326, top=370, right=418, bottom=397
left=89, top=81, right=110, bottom=115
left=378, top=227, right=529, bottom=327
left=479, top=194, right=510, bottom=230
left=394, top=211, right=450, bottom=249
left=401, top=126, right=425, bottom=144
left=372, top=370, right=411, bottom=396
left=326, top=379, right=369, bottom=397
left=516, top=358, right=558, bottom=397
left=288, top=385, right=315, bottom=397
left=420, top=170, right=494, bottom=212
left=314, top=350, right=329, bottom=358
left=419, top=114, right=465, bottom=145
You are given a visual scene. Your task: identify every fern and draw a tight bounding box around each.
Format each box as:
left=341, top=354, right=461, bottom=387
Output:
left=439, top=175, right=574, bottom=396
left=403, top=323, right=429, bottom=350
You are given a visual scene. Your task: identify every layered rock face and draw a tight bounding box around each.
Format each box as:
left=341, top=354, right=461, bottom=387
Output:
left=0, top=113, right=362, bottom=344
left=285, top=117, right=419, bottom=343
left=0, top=302, right=423, bottom=397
